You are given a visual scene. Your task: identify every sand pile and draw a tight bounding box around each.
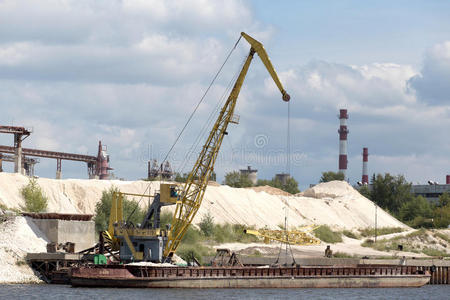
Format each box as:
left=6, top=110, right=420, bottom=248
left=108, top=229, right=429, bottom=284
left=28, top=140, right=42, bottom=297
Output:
left=0, top=173, right=155, bottom=213
left=246, top=185, right=290, bottom=196
left=303, top=181, right=360, bottom=199
left=191, top=180, right=407, bottom=230
left=0, top=216, right=48, bottom=283
left=0, top=173, right=407, bottom=230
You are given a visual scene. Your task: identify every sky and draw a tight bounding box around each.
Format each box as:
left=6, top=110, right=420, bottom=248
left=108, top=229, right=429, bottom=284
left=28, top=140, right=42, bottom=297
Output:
left=0, top=0, right=449, bottom=190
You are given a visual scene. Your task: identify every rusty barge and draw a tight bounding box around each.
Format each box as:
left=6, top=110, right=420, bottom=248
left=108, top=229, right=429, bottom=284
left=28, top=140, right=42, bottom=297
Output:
left=70, top=265, right=430, bottom=288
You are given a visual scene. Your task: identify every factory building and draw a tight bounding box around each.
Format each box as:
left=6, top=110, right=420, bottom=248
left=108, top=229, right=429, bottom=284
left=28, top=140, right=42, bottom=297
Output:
left=411, top=176, right=450, bottom=204
left=240, top=166, right=258, bottom=185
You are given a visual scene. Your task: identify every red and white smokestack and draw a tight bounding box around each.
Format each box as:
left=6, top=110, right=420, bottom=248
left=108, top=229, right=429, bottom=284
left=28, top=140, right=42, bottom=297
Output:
left=338, top=109, right=349, bottom=178
left=362, top=147, right=369, bottom=184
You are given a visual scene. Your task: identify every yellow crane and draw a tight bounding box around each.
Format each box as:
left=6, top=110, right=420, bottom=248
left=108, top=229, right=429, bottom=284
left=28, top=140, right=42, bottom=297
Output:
left=164, top=32, right=290, bottom=259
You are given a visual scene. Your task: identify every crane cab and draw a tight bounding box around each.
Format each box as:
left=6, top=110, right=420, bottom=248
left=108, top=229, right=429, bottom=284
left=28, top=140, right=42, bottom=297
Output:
left=160, top=183, right=180, bottom=204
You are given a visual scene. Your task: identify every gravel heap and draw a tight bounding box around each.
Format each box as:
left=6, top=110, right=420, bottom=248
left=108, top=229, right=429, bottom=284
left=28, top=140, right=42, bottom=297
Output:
left=0, top=216, right=48, bottom=283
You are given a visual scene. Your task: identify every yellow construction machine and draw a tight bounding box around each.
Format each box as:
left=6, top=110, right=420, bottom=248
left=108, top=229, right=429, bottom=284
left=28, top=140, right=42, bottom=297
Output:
left=101, top=183, right=180, bottom=261
left=104, top=32, right=289, bottom=262
left=244, top=225, right=321, bottom=246
left=164, top=32, right=289, bottom=260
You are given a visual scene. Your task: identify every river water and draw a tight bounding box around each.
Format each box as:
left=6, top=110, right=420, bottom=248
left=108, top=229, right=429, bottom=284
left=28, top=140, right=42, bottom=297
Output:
left=0, top=284, right=448, bottom=300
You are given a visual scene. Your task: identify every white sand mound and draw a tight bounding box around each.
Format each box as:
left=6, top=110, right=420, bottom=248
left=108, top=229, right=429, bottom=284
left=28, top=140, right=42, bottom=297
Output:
left=194, top=181, right=407, bottom=230
left=0, top=216, right=48, bottom=283
left=303, top=180, right=360, bottom=199
left=0, top=173, right=407, bottom=230
left=0, top=173, right=155, bottom=213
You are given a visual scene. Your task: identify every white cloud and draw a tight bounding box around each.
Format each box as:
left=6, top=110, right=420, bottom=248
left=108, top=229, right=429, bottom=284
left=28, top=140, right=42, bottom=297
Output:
left=0, top=1, right=449, bottom=188
left=408, top=41, right=450, bottom=104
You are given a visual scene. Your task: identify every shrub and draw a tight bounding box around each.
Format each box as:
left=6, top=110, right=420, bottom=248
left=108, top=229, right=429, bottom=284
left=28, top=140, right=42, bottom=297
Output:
left=422, top=247, right=450, bottom=257
left=181, top=225, right=202, bottom=244
left=20, top=178, right=48, bottom=212
left=232, top=224, right=259, bottom=243
left=359, top=227, right=404, bottom=237
left=342, top=230, right=358, bottom=239
left=213, top=223, right=234, bottom=243
left=313, top=225, right=342, bottom=243
left=408, top=216, right=434, bottom=228
left=176, top=243, right=213, bottom=264
left=333, top=252, right=355, bottom=258
left=434, top=232, right=450, bottom=243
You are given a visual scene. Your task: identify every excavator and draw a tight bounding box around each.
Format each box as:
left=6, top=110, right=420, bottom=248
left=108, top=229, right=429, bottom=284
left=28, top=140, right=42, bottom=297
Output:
left=102, top=32, right=290, bottom=263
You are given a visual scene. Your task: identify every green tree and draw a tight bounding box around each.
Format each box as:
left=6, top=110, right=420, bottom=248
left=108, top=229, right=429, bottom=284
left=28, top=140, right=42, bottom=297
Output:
left=399, top=196, right=433, bottom=223
left=94, top=186, right=146, bottom=232
left=438, top=192, right=450, bottom=207
left=358, top=185, right=371, bottom=199
left=278, top=177, right=300, bottom=194
left=198, top=212, right=214, bottom=237
left=320, top=171, right=345, bottom=183
left=371, top=173, right=413, bottom=216
left=224, top=171, right=253, bottom=188
left=21, top=178, right=48, bottom=212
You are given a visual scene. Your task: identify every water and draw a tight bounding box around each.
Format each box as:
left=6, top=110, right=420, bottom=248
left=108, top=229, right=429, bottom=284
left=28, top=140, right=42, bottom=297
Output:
left=0, top=285, right=448, bottom=300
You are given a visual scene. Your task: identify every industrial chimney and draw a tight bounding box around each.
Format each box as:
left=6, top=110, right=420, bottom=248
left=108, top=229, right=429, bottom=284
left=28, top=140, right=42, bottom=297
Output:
left=362, top=147, right=368, bottom=184
left=446, top=175, right=450, bottom=185
left=338, top=109, right=349, bottom=178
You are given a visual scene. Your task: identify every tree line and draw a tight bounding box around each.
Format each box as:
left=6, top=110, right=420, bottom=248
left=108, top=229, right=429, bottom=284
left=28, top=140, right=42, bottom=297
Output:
left=220, top=171, right=300, bottom=194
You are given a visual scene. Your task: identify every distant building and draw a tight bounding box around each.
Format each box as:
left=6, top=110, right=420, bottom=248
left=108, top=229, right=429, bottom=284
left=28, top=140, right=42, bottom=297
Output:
left=240, top=166, right=258, bottom=185
left=148, top=159, right=174, bottom=180
left=275, top=173, right=290, bottom=185
left=411, top=183, right=450, bottom=204
left=356, top=176, right=450, bottom=204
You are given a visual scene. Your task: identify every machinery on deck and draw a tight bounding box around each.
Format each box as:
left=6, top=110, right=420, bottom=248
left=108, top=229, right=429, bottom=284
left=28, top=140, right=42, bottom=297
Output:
left=104, top=32, right=289, bottom=263
left=102, top=183, right=180, bottom=262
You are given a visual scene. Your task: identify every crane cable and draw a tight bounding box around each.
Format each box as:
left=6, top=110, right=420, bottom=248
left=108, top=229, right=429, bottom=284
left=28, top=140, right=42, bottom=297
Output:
left=274, top=100, right=296, bottom=266
left=285, top=101, right=297, bottom=265
left=177, top=53, right=246, bottom=175
left=126, top=35, right=242, bottom=222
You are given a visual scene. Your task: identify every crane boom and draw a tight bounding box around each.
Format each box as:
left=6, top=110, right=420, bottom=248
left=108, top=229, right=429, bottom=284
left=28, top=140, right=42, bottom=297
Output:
left=164, top=32, right=290, bottom=259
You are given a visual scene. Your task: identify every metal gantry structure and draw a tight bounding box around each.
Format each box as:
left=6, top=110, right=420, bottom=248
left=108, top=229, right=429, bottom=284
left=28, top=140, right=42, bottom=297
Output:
left=163, top=32, right=290, bottom=259
left=0, top=126, right=112, bottom=179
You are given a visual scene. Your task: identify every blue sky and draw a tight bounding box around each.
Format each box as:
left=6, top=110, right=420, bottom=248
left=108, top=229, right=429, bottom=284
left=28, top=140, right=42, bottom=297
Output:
left=0, top=0, right=449, bottom=190
left=250, top=1, right=450, bottom=66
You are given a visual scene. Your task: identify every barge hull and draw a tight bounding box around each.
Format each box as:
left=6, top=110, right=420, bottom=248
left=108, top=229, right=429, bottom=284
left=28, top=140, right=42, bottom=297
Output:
left=70, top=266, right=430, bottom=288
left=71, top=275, right=430, bottom=288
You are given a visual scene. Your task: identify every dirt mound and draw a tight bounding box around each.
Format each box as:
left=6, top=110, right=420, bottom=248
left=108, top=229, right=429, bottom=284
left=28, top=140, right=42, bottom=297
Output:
left=246, top=185, right=291, bottom=196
